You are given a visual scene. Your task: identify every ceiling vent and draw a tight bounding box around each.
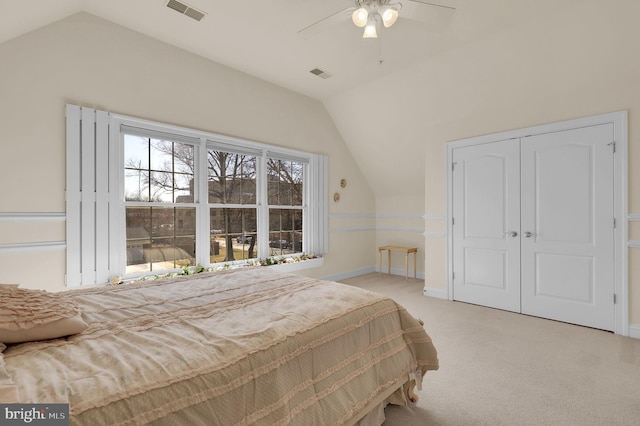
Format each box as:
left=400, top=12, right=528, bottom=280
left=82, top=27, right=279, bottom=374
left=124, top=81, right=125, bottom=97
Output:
left=310, top=68, right=332, bottom=80
left=166, top=0, right=206, bottom=22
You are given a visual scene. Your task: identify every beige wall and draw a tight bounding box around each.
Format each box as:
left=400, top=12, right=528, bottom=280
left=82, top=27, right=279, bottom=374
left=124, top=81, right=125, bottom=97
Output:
left=374, top=195, right=426, bottom=278
left=0, top=12, right=375, bottom=290
left=325, top=1, right=640, bottom=326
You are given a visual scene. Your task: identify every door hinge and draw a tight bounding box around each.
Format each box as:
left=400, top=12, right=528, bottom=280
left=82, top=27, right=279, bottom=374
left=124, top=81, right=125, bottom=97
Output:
left=613, top=294, right=617, bottom=304
left=452, top=217, right=455, bottom=226
left=608, top=141, right=616, bottom=153
left=452, top=162, right=457, bottom=171
left=452, top=272, right=455, bottom=280
left=613, top=218, right=616, bottom=229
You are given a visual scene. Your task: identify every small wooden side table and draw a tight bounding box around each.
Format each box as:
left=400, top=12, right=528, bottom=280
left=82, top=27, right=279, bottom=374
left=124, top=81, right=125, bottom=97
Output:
left=378, top=246, right=418, bottom=281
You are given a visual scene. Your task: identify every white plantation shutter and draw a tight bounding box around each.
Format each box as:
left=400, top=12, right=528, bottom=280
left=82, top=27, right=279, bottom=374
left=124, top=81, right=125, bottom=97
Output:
left=309, top=154, right=328, bottom=255
left=66, top=105, right=112, bottom=286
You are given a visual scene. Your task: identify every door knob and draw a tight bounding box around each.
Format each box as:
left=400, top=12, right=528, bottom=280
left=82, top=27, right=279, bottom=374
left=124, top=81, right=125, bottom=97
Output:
left=505, top=231, right=518, bottom=238
left=524, top=231, right=536, bottom=238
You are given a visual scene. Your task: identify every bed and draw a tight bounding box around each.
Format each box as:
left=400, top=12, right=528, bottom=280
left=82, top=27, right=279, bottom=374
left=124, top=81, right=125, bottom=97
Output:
left=0, top=267, right=438, bottom=425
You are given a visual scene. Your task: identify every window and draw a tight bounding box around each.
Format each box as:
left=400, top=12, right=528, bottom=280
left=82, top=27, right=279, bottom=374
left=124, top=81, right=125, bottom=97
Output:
left=268, top=158, right=304, bottom=256
left=208, top=150, right=258, bottom=263
left=123, top=135, right=196, bottom=274
left=64, top=104, right=328, bottom=286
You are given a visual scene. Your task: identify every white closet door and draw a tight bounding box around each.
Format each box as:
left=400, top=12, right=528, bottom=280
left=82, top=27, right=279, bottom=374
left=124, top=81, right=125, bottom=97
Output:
left=520, top=124, right=615, bottom=331
left=452, top=139, right=521, bottom=313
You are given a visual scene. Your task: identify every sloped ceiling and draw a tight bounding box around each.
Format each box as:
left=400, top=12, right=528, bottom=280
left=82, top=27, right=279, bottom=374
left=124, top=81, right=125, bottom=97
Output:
left=0, top=0, right=619, bottom=198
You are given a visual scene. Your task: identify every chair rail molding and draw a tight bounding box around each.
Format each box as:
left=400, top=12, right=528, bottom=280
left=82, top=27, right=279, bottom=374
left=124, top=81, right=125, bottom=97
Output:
left=0, top=213, right=67, bottom=253
left=0, top=241, right=66, bottom=253
left=423, top=214, right=446, bottom=220
left=424, top=232, right=447, bottom=238
left=0, top=212, right=66, bottom=222
left=328, top=212, right=426, bottom=233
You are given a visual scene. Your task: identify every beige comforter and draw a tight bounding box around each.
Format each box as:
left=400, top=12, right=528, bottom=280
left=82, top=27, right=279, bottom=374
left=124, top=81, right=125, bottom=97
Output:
left=1, top=268, right=438, bottom=425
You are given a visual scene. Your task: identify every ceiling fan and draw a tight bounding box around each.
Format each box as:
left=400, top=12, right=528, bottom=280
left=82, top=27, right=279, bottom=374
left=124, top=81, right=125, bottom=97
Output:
left=297, top=0, right=456, bottom=40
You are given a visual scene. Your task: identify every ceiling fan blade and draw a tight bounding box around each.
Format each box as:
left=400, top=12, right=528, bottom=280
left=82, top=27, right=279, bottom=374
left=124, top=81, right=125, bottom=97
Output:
left=401, top=0, right=456, bottom=31
left=297, top=6, right=355, bottom=39
left=407, top=0, right=457, bottom=11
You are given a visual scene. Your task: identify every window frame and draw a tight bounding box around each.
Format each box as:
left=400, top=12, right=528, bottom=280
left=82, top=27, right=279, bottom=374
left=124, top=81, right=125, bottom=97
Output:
left=108, top=113, right=326, bottom=280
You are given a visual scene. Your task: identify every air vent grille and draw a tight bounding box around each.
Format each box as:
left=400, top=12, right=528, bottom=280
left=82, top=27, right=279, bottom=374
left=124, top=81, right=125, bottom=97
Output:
left=184, top=8, right=205, bottom=21
left=166, top=0, right=206, bottom=22
left=310, top=68, right=332, bottom=79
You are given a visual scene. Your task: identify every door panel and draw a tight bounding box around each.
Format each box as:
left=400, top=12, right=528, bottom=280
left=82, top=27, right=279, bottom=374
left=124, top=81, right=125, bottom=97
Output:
left=452, top=140, right=520, bottom=312
left=520, top=124, right=614, bottom=331
left=535, top=253, right=593, bottom=302
left=464, top=248, right=506, bottom=289
left=534, top=143, right=593, bottom=244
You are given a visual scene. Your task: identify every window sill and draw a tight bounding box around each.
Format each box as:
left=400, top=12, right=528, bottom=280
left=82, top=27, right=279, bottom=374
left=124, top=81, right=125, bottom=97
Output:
left=267, top=256, right=324, bottom=272
left=116, top=257, right=324, bottom=285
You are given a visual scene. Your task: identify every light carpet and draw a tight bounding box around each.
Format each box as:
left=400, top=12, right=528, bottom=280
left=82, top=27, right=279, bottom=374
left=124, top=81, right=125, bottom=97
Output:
left=340, top=273, right=640, bottom=426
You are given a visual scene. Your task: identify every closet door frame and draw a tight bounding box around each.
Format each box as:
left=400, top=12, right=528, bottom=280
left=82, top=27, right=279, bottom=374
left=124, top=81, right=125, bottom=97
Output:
left=446, top=110, right=628, bottom=336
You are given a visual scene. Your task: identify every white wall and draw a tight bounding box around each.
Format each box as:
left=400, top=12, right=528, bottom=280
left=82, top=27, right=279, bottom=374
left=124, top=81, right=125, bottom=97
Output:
left=0, top=12, right=375, bottom=291
left=325, top=1, right=640, bottom=325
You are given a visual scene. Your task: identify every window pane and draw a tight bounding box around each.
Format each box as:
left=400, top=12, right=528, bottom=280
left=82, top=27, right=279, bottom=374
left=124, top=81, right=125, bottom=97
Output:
left=150, top=140, right=174, bottom=172
left=210, top=208, right=257, bottom=263
left=292, top=210, right=303, bottom=252
left=267, top=159, right=303, bottom=206
left=125, top=169, right=148, bottom=202
left=174, top=173, right=194, bottom=203
left=269, top=208, right=303, bottom=256
left=150, top=171, right=173, bottom=202
left=126, top=207, right=151, bottom=273
left=124, top=135, right=194, bottom=203
left=291, top=162, right=304, bottom=206
left=173, top=143, right=195, bottom=174
left=124, top=135, right=149, bottom=169
left=208, top=150, right=256, bottom=204
left=126, top=207, right=196, bottom=274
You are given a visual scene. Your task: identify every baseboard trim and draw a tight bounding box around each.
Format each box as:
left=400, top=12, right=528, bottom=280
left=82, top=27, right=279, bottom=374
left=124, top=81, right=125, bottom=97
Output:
left=629, top=325, right=640, bottom=339
left=422, top=287, right=448, bottom=299
left=375, top=266, right=425, bottom=280
left=323, top=266, right=376, bottom=282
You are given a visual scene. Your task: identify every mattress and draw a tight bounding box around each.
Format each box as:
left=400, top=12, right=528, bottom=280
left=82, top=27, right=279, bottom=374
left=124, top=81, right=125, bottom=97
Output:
left=0, top=267, right=438, bottom=425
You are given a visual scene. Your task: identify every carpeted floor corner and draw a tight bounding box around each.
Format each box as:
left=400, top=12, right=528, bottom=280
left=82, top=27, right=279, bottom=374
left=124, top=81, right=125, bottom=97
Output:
left=340, top=273, right=640, bottom=426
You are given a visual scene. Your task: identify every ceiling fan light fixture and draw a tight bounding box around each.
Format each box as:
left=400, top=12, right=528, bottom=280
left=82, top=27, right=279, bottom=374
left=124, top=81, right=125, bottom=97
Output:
left=352, top=7, right=369, bottom=27
left=381, top=7, right=399, bottom=27
left=362, top=15, right=378, bottom=38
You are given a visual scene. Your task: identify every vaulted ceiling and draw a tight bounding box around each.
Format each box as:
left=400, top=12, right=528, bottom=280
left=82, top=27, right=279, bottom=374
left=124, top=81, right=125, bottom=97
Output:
left=0, top=0, right=559, bottom=101
left=1, top=0, right=617, bottom=198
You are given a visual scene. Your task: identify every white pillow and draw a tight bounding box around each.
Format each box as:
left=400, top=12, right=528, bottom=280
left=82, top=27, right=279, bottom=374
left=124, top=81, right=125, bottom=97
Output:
left=0, top=286, right=88, bottom=344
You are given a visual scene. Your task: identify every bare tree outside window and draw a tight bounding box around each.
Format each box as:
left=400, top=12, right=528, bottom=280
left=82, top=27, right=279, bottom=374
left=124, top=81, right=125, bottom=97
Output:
left=208, top=150, right=257, bottom=262
left=124, top=135, right=195, bottom=273
left=267, top=159, right=304, bottom=256
left=123, top=134, right=310, bottom=273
